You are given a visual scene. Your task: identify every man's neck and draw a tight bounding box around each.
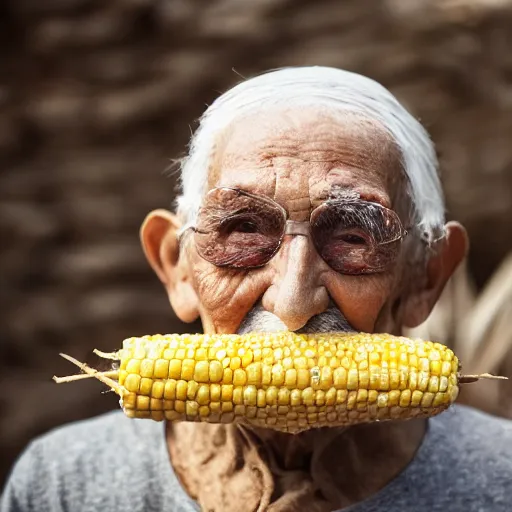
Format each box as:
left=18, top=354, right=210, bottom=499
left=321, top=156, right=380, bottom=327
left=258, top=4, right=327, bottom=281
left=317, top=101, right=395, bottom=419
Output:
left=166, top=418, right=427, bottom=511
left=245, top=418, right=427, bottom=507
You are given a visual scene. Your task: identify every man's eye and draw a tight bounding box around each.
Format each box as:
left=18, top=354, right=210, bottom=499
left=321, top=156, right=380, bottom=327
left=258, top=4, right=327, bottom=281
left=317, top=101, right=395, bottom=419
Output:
left=235, top=221, right=258, bottom=233
left=220, top=217, right=260, bottom=235
left=338, top=233, right=367, bottom=245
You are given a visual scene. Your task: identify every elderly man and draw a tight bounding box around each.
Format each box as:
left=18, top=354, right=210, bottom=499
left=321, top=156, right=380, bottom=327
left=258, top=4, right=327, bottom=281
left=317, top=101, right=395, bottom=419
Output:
left=2, top=66, right=512, bottom=512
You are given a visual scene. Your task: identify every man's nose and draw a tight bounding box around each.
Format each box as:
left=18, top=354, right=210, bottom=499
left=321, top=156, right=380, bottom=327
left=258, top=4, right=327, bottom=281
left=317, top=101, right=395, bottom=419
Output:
left=262, top=234, right=330, bottom=331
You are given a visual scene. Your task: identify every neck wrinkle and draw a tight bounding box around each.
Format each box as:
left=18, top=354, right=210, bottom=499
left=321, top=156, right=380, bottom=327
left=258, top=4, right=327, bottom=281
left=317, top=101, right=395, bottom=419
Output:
left=167, top=418, right=426, bottom=512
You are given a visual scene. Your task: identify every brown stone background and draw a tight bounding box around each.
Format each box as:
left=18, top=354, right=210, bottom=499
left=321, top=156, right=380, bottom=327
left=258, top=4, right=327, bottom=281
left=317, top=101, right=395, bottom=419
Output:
left=2, top=0, right=512, bottom=488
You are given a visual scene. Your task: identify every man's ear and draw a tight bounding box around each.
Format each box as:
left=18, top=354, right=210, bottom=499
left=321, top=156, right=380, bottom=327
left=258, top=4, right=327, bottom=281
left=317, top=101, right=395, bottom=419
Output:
left=403, top=221, right=469, bottom=328
left=140, top=209, right=200, bottom=323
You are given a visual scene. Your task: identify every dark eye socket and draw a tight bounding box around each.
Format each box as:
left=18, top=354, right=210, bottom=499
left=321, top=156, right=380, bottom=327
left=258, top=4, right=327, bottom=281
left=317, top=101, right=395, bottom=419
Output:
left=339, top=233, right=367, bottom=245
left=220, top=217, right=260, bottom=235
left=235, top=221, right=258, bottom=233
left=331, top=228, right=371, bottom=246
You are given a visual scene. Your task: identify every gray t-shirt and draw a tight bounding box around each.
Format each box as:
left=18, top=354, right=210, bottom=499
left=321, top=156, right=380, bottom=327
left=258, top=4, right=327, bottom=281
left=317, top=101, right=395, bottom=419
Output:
left=1, top=404, right=511, bottom=511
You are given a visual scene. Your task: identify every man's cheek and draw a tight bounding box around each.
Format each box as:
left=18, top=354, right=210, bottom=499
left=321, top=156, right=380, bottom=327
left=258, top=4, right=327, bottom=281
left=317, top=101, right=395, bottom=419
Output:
left=191, top=267, right=266, bottom=331
left=328, top=275, right=393, bottom=333
left=192, top=267, right=241, bottom=309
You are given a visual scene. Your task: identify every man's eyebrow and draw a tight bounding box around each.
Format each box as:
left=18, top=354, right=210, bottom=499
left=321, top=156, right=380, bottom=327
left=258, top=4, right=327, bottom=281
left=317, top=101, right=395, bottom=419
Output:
left=313, top=187, right=391, bottom=208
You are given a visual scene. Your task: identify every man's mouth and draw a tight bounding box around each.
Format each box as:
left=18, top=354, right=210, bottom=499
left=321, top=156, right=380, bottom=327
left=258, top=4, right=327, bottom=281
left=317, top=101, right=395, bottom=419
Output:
left=237, top=301, right=354, bottom=335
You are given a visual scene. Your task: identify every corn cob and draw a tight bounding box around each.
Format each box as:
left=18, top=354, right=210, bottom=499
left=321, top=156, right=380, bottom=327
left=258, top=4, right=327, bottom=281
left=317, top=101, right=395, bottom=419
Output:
left=54, top=332, right=505, bottom=434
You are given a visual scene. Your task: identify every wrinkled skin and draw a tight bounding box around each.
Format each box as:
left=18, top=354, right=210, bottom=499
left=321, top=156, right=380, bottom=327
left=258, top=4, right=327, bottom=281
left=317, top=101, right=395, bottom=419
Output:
left=140, top=108, right=468, bottom=509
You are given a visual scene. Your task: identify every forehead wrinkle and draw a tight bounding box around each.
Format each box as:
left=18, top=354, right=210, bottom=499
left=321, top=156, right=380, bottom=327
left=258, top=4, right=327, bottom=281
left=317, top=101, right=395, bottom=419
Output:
left=235, top=116, right=400, bottom=177
left=208, top=108, right=405, bottom=211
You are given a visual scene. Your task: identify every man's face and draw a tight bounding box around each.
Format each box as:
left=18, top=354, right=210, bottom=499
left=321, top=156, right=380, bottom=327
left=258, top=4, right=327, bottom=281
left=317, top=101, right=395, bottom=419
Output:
left=178, top=108, right=414, bottom=335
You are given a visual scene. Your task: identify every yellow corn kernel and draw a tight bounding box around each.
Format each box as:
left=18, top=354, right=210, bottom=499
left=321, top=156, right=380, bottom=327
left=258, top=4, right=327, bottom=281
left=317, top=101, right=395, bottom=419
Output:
left=139, top=378, right=153, bottom=396
left=294, top=356, right=308, bottom=369
left=441, top=361, right=452, bottom=377
left=272, top=364, right=285, bottom=386
left=290, top=389, right=301, bottom=406
left=325, top=387, right=337, bottom=406
left=347, top=369, right=359, bottom=390
left=282, top=356, right=294, bottom=370
left=297, top=368, right=310, bottom=390
left=377, top=393, right=388, bottom=408
left=428, top=376, right=440, bottom=393
left=230, top=356, right=241, bottom=370
left=210, top=383, right=221, bottom=402
left=408, top=371, right=418, bottom=391
left=233, top=368, right=247, bottom=386
left=379, top=371, right=390, bottom=391
left=241, top=349, right=253, bottom=367
left=333, top=367, right=348, bottom=388
left=150, top=398, right=163, bottom=411
left=140, top=359, right=155, bottom=378
left=257, top=389, right=266, bottom=407
left=186, top=401, right=199, bottom=416
left=347, top=390, right=357, bottom=409
left=261, top=364, right=272, bottom=385
left=176, top=380, right=188, bottom=401
left=418, top=372, right=430, bottom=391
left=356, top=389, right=368, bottom=403
left=320, top=366, right=333, bottom=389
left=196, top=385, right=210, bottom=405
left=126, top=359, right=141, bottom=375
left=222, top=367, right=233, bottom=384
left=430, top=360, right=441, bottom=377
left=243, top=385, right=257, bottom=406
left=168, top=359, right=182, bottom=380
left=194, top=361, right=209, bottom=383
left=164, top=379, right=176, bottom=400
left=315, top=390, right=326, bottom=406
left=137, top=396, right=150, bottom=411
left=285, top=369, right=297, bottom=388
left=278, top=388, right=290, bottom=406
left=187, top=381, right=199, bottom=400
left=390, top=389, right=403, bottom=407
left=246, top=362, right=262, bottom=385
left=439, top=376, right=449, bottom=393
left=421, top=392, right=435, bottom=408
left=359, top=370, right=370, bottom=389
left=174, top=400, right=185, bottom=414
left=411, top=390, right=423, bottom=407
left=154, top=359, right=169, bottom=379
left=124, top=374, right=141, bottom=393
left=233, top=386, right=243, bottom=405
left=151, top=381, right=165, bottom=399
left=266, top=386, right=278, bottom=405
left=389, top=369, right=400, bottom=390
left=181, top=359, right=195, bottom=380
left=221, top=384, right=233, bottom=402
left=399, top=389, right=411, bottom=407
left=208, top=360, right=223, bottom=383
left=302, top=387, right=315, bottom=406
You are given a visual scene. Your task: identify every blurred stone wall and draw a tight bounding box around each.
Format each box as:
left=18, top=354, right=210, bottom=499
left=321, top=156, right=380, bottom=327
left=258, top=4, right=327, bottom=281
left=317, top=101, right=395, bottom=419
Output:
left=1, top=0, right=512, bottom=486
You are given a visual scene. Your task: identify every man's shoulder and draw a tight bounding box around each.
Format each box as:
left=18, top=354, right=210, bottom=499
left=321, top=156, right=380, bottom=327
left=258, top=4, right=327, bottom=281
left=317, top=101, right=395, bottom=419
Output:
left=19, top=410, right=164, bottom=477
left=437, top=404, right=512, bottom=451
left=32, top=409, right=162, bottom=457
left=1, top=412, right=187, bottom=512
left=427, top=405, right=512, bottom=497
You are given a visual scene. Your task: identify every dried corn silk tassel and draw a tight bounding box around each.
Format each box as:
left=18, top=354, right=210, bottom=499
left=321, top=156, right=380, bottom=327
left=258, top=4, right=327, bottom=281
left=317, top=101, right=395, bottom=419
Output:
left=54, top=332, right=507, bottom=434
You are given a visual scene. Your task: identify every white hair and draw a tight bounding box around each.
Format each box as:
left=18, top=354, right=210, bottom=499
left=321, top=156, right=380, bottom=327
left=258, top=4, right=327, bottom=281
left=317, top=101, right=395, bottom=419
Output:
left=176, top=66, right=445, bottom=243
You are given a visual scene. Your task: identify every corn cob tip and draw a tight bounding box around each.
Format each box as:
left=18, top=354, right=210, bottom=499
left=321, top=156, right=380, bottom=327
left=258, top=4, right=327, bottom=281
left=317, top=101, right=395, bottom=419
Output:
left=458, top=373, right=508, bottom=384
left=56, top=353, right=124, bottom=395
